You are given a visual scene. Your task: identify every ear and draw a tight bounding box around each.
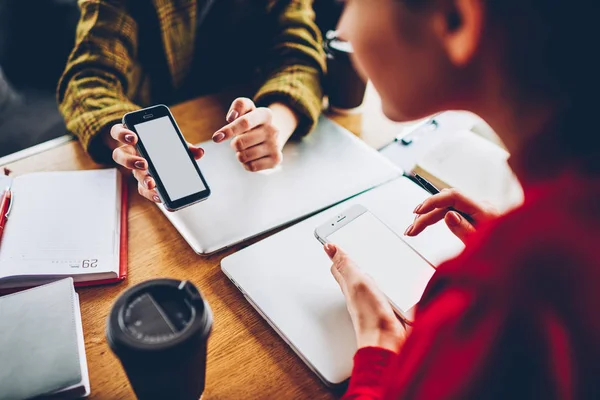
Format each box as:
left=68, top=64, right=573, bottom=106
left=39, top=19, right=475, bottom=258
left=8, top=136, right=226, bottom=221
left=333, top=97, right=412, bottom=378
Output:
left=433, top=0, right=484, bottom=67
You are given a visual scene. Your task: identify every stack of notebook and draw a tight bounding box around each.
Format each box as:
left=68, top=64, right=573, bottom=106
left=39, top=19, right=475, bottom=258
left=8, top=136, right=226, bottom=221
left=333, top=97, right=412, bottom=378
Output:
left=0, top=278, right=90, bottom=399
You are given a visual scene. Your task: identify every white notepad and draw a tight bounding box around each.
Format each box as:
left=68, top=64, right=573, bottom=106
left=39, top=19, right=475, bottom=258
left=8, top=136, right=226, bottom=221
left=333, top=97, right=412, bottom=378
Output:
left=412, top=129, right=523, bottom=211
left=0, top=169, right=125, bottom=289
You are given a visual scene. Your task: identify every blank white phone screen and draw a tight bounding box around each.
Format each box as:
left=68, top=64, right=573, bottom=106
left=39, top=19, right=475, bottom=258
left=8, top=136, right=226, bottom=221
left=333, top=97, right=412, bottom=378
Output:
left=135, top=117, right=206, bottom=201
left=327, top=211, right=435, bottom=313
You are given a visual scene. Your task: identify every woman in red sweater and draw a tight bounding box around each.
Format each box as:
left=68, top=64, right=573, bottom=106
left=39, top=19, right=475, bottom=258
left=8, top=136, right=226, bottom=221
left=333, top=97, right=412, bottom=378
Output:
left=324, top=0, right=600, bottom=399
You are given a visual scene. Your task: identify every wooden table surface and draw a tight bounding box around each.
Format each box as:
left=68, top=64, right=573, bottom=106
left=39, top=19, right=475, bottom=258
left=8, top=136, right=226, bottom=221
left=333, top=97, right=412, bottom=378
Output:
left=2, top=92, right=366, bottom=399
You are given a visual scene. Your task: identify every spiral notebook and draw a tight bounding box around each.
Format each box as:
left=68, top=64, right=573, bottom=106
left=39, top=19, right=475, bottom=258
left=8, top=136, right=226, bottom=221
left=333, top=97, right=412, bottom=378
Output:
left=0, top=169, right=128, bottom=290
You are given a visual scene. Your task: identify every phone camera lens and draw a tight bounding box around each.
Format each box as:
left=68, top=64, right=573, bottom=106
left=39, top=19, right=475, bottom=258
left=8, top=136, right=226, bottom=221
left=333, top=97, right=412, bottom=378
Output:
left=331, top=223, right=334, bottom=226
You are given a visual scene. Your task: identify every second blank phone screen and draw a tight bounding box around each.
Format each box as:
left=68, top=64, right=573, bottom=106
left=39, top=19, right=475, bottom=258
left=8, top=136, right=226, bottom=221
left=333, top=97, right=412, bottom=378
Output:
left=135, top=117, right=206, bottom=201
left=327, top=211, right=435, bottom=313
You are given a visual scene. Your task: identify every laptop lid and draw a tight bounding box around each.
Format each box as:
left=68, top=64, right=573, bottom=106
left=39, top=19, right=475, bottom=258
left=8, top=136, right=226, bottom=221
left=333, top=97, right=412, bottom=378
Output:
left=221, top=177, right=464, bottom=386
left=158, top=116, right=401, bottom=254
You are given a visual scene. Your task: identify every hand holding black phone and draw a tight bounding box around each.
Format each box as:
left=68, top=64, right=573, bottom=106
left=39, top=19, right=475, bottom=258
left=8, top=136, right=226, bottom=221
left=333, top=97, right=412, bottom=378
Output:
left=121, top=105, right=211, bottom=211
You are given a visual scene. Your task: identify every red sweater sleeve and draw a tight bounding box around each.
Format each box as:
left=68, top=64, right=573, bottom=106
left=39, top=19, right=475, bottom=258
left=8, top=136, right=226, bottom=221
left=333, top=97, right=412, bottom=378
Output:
left=343, top=172, right=600, bottom=399
left=343, top=347, right=398, bottom=399
left=342, top=205, right=593, bottom=399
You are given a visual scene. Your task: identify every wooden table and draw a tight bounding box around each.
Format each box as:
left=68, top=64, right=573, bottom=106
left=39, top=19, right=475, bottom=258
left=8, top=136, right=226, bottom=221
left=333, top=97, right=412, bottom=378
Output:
left=1, top=92, right=367, bottom=399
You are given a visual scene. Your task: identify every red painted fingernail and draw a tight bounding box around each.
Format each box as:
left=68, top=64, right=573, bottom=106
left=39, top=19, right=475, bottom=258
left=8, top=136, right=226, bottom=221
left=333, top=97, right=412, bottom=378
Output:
left=135, top=161, right=145, bottom=170
left=213, top=132, right=226, bottom=143
left=414, top=204, right=422, bottom=213
left=404, top=224, right=413, bottom=236
left=145, top=178, right=153, bottom=189
left=125, top=134, right=135, bottom=143
left=153, top=195, right=161, bottom=203
left=324, top=244, right=337, bottom=257
left=226, top=110, right=239, bottom=123
left=447, top=212, right=462, bottom=226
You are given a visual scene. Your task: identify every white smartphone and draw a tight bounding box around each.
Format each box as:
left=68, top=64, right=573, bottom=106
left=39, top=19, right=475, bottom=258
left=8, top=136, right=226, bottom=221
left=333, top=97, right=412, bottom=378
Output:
left=314, top=204, right=436, bottom=319
left=123, top=104, right=211, bottom=211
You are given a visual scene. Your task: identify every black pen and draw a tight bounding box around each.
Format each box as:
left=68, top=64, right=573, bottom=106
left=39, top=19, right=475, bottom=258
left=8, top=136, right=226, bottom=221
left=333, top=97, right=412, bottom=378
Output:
left=412, top=174, right=475, bottom=225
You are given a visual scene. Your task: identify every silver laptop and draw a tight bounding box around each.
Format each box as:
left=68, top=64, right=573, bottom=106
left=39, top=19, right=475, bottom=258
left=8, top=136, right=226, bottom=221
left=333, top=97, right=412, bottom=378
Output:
left=221, top=178, right=464, bottom=386
left=158, top=116, right=401, bottom=254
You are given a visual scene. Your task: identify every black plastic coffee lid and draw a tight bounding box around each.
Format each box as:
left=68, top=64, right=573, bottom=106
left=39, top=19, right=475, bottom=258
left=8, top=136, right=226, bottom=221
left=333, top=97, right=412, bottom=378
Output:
left=106, top=279, right=212, bottom=358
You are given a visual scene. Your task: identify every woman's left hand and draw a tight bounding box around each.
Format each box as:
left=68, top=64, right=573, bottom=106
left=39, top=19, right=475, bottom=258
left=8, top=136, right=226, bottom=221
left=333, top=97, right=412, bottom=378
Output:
left=406, top=189, right=500, bottom=244
left=212, top=98, right=297, bottom=172
left=324, top=244, right=407, bottom=352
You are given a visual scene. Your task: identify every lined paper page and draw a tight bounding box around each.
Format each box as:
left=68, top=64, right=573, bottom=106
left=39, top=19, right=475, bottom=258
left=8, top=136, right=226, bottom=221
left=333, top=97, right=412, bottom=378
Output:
left=0, top=170, right=119, bottom=279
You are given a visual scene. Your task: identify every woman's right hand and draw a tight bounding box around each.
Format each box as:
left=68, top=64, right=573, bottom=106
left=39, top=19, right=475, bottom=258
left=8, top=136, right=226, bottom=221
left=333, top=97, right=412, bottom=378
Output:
left=405, top=189, right=500, bottom=244
left=324, top=244, right=407, bottom=352
left=110, top=123, right=204, bottom=203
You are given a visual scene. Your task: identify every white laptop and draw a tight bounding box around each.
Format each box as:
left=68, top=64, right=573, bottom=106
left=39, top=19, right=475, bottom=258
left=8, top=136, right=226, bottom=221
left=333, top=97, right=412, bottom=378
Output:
left=221, top=177, right=464, bottom=386
left=158, top=116, right=401, bottom=254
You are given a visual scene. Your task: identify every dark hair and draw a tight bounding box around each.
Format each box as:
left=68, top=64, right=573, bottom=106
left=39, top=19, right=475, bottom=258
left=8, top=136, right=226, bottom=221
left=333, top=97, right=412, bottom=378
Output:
left=406, top=0, right=600, bottom=169
left=493, top=0, right=600, bottom=168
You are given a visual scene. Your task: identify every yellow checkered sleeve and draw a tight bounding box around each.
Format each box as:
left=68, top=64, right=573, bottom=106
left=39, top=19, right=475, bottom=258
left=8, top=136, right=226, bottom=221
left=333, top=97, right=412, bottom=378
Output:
left=57, top=0, right=143, bottom=164
left=57, top=0, right=325, bottom=163
left=255, top=0, right=326, bottom=139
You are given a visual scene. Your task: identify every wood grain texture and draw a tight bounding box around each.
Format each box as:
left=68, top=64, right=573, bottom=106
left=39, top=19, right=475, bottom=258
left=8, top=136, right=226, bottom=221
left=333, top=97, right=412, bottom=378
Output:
left=3, top=93, right=364, bottom=399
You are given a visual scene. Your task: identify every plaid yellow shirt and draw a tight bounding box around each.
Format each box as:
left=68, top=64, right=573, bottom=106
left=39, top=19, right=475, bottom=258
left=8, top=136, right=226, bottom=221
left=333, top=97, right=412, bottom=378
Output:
left=57, top=0, right=325, bottom=163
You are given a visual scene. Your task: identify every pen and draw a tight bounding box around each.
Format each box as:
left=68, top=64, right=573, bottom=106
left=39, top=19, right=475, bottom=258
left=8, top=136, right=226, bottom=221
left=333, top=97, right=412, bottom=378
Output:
left=0, top=187, right=12, bottom=245
left=412, top=174, right=475, bottom=225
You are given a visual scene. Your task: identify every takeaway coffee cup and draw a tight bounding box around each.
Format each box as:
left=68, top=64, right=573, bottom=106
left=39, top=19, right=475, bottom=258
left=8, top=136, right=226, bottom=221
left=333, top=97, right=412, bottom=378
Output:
left=106, top=279, right=213, bottom=400
left=324, top=30, right=367, bottom=113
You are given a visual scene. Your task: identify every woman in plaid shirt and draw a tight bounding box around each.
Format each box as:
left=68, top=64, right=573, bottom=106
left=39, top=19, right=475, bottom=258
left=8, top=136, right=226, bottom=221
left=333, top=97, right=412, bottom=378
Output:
left=58, top=0, right=325, bottom=202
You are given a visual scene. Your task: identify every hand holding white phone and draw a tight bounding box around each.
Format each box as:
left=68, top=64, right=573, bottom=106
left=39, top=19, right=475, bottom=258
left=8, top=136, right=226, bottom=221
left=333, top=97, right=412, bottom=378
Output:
left=315, top=204, right=436, bottom=319
left=119, top=105, right=211, bottom=211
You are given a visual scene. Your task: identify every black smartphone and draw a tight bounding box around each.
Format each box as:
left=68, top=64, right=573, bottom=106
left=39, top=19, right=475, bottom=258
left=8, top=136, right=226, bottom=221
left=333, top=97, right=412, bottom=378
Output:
left=122, top=104, right=210, bottom=211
